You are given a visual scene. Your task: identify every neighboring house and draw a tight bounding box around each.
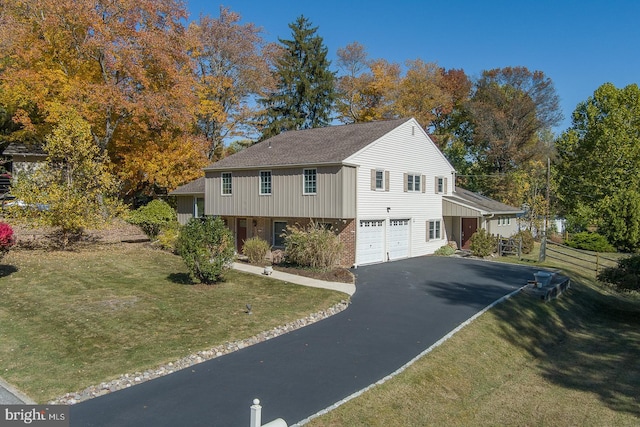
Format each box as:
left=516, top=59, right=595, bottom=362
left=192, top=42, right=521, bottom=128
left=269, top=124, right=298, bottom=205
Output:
left=172, top=118, right=522, bottom=266
left=170, top=177, right=205, bottom=225
left=443, top=187, right=523, bottom=249
left=2, top=142, right=47, bottom=176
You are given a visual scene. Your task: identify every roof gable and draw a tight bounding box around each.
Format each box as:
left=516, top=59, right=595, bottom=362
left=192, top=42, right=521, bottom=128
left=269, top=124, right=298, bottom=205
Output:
left=344, top=117, right=455, bottom=171
left=204, top=118, right=411, bottom=171
left=3, top=143, right=47, bottom=157
left=169, top=177, right=205, bottom=195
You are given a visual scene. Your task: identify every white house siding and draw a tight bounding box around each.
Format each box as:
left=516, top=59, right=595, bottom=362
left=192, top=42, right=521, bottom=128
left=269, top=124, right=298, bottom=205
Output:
left=345, top=119, right=455, bottom=265
left=486, top=216, right=519, bottom=237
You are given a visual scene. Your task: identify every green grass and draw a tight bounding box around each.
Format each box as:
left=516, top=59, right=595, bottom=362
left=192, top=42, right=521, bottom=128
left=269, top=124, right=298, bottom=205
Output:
left=308, top=252, right=640, bottom=426
left=0, top=245, right=345, bottom=403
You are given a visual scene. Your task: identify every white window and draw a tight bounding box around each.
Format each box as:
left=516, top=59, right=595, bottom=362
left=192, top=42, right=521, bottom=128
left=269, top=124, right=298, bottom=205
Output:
left=273, top=221, right=287, bottom=247
left=194, top=197, right=205, bottom=218
left=371, top=169, right=389, bottom=191
left=498, top=217, right=511, bottom=226
left=407, top=174, right=421, bottom=192
left=260, top=171, right=272, bottom=195
left=427, top=220, right=442, bottom=241
left=303, top=168, right=317, bottom=194
left=436, top=177, right=444, bottom=194
left=375, top=170, right=384, bottom=190
left=221, top=172, right=232, bottom=195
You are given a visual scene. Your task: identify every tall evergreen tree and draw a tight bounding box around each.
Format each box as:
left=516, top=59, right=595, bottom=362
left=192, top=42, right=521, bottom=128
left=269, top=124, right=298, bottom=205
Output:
left=259, top=16, right=335, bottom=140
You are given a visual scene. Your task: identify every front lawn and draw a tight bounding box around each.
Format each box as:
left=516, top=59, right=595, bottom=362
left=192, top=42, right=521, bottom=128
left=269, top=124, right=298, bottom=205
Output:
left=0, top=245, right=345, bottom=403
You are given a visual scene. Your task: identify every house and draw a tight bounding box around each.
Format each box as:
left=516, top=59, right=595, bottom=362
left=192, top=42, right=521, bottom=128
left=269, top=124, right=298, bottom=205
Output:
left=171, top=118, right=522, bottom=266
left=171, top=177, right=206, bottom=225
left=2, top=142, right=47, bottom=176
left=442, top=187, right=522, bottom=249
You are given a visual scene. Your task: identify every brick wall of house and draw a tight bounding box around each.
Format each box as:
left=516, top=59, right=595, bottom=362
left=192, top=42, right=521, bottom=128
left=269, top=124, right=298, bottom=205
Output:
left=337, top=219, right=356, bottom=267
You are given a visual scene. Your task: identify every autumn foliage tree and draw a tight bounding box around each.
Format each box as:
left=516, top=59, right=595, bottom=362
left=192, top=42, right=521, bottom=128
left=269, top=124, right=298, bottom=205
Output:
left=0, top=0, right=206, bottom=199
left=458, top=67, right=561, bottom=204
left=188, top=8, right=276, bottom=160
left=335, top=43, right=472, bottom=147
left=11, top=111, right=121, bottom=247
left=467, top=67, right=561, bottom=174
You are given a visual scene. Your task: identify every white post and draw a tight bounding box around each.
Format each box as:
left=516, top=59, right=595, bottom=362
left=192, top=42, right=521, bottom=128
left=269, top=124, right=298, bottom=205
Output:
left=250, top=399, right=262, bottom=427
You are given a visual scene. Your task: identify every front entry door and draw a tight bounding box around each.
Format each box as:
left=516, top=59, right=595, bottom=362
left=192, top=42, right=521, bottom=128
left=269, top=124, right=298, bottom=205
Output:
left=461, top=218, right=478, bottom=250
left=237, top=218, right=247, bottom=252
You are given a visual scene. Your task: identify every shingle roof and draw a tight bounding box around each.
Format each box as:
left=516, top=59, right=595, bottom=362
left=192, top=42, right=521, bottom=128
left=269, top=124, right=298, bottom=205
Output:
left=2, top=143, right=47, bottom=157
left=204, top=118, right=412, bottom=170
left=169, top=177, right=205, bottom=195
left=445, top=187, right=523, bottom=215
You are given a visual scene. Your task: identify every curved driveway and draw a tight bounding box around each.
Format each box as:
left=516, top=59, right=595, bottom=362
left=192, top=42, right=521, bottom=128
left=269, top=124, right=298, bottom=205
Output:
left=70, top=257, right=537, bottom=426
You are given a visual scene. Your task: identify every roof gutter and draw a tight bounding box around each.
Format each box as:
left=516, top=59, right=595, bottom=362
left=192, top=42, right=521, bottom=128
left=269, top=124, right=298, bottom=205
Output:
left=204, top=161, right=348, bottom=172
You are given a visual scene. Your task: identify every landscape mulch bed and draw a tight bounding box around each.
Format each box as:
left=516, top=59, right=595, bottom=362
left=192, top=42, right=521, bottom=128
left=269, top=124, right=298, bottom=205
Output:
left=273, top=264, right=354, bottom=284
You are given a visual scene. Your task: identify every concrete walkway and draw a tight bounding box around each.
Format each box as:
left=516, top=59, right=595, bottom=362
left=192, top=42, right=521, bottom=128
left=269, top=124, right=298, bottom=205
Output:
left=232, top=262, right=356, bottom=296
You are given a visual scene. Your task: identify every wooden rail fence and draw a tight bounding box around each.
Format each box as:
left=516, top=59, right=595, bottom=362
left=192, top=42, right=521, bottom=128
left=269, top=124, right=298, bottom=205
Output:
left=540, top=239, right=620, bottom=275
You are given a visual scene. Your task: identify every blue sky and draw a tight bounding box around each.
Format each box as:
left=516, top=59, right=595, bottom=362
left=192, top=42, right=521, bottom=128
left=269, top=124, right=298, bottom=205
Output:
left=187, top=0, right=640, bottom=132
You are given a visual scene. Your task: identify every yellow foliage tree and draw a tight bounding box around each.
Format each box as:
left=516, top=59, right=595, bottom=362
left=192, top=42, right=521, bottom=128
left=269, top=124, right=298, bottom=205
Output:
left=11, top=111, right=121, bottom=247
left=115, top=129, right=209, bottom=198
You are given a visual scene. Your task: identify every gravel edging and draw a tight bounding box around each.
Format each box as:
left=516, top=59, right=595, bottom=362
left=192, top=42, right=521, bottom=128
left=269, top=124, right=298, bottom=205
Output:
left=49, top=300, right=350, bottom=405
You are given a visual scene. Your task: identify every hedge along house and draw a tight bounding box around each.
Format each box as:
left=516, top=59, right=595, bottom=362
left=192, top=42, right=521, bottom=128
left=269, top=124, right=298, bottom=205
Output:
left=171, top=118, right=522, bottom=266
left=442, top=186, right=523, bottom=250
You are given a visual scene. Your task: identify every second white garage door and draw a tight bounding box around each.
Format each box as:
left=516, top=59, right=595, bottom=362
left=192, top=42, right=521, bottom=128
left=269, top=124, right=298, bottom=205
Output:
left=388, top=219, right=410, bottom=260
left=358, top=220, right=385, bottom=265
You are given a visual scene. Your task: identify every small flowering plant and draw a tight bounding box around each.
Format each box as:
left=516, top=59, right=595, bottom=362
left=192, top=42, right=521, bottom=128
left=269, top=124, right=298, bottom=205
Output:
left=0, top=222, right=15, bottom=258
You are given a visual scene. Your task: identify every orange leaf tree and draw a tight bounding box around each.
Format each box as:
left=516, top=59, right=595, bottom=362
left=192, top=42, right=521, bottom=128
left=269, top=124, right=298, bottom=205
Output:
left=0, top=0, right=207, bottom=199
left=188, top=7, right=276, bottom=160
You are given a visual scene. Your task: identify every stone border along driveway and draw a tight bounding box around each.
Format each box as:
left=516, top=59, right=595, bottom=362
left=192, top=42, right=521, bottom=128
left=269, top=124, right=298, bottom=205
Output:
left=50, top=300, right=349, bottom=405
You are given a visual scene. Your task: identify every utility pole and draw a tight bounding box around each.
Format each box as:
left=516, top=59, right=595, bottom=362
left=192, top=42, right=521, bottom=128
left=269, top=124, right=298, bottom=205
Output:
left=539, top=157, right=550, bottom=262
left=546, top=156, right=551, bottom=233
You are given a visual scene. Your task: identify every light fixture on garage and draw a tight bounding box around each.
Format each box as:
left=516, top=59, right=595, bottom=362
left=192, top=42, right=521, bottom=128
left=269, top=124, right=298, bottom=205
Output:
left=387, top=207, right=391, bottom=213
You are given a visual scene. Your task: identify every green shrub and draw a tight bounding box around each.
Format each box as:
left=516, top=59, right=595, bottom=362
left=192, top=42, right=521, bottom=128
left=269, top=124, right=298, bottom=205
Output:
left=242, top=236, right=271, bottom=264
left=126, top=200, right=176, bottom=239
left=470, top=229, right=498, bottom=257
left=434, top=245, right=455, bottom=256
left=176, top=217, right=235, bottom=284
left=156, top=222, right=181, bottom=253
left=283, top=222, right=343, bottom=270
left=566, top=231, right=616, bottom=253
left=598, top=254, right=640, bottom=292
left=511, top=230, right=535, bottom=254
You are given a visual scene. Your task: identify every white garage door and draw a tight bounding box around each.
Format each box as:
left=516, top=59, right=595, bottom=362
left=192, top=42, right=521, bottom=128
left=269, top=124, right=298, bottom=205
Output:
left=358, top=220, right=385, bottom=265
left=388, top=219, right=410, bottom=260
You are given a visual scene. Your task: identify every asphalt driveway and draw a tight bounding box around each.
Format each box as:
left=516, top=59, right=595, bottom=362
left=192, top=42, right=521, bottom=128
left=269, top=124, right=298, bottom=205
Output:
left=70, top=257, right=538, bottom=426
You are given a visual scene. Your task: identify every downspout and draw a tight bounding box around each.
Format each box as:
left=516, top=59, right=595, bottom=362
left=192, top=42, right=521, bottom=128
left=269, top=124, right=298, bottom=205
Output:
left=484, top=213, right=494, bottom=234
